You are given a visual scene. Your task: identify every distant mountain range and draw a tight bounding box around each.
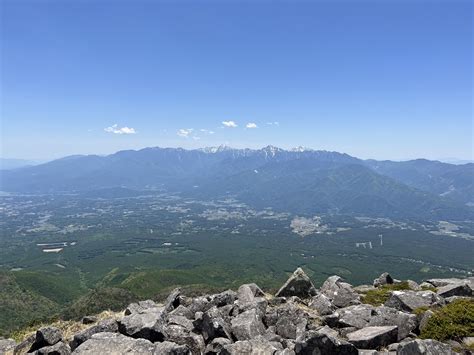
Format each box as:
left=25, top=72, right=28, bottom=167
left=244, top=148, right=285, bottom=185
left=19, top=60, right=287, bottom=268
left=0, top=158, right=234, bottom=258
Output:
left=1, top=146, right=473, bottom=220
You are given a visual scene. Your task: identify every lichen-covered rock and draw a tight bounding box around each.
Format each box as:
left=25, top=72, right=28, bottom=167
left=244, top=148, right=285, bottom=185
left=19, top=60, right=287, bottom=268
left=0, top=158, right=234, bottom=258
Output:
left=275, top=268, right=317, bottom=299
left=308, top=293, right=336, bottom=316
left=373, top=273, right=394, bottom=288
left=72, top=332, right=155, bottom=354
left=397, top=339, right=454, bottom=354
left=294, top=330, right=358, bottom=354
left=70, top=319, right=118, bottom=350
left=384, top=291, right=443, bottom=312
left=0, top=338, right=16, bottom=354
left=153, top=341, right=191, bottom=355
left=320, top=276, right=360, bottom=308
left=436, top=282, right=473, bottom=298
left=30, top=327, right=63, bottom=352
left=221, top=337, right=280, bottom=355
left=118, top=307, right=166, bottom=342
left=231, top=308, right=265, bottom=340
left=347, top=326, right=398, bottom=349
left=204, top=337, right=232, bottom=354
left=34, top=341, right=71, bottom=355
left=201, top=306, right=232, bottom=342
left=125, top=300, right=160, bottom=316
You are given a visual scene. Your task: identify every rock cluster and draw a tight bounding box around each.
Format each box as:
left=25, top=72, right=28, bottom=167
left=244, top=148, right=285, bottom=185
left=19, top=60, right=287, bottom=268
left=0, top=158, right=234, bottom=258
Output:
left=4, top=269, right=473, bottom=355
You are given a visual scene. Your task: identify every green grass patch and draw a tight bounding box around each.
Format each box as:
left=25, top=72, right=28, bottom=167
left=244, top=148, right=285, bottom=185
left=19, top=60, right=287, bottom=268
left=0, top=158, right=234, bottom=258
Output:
left=361, top=281, right=411, bottom=306
left=420, top=299, right=474, bottom=342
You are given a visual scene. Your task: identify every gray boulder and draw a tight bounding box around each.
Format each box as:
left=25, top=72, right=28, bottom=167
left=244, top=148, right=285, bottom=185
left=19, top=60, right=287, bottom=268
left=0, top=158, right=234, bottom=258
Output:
left=274, top=302, right=310, bottom=340
left=294, top=330, right=358, bottom=355
left=418, top=310, right=434, bottom=334
left=308, top=293, right=336, bottom=316
left=0, top=338, right=16, bottom=354
left=34, top=341, right=71, bottom=355
left=154, top=341, right=191, bottom=355
left=347, top=326, right=398, bottom=349
left=72, top=332, right=155, bottom=354
left=231, top=308, right=265, bottom=340
left=354, top=285, right=376, bottom=293
left=125, top=300, right=160, bottom=316
left=30, top=327, right=63, bottom=352
left=164, top=288, right=182, bottom=313
left=163, top=325, right=205, bottom=354
left=275, top=268, right=317, bottom=299
left=407, top=280, right=422, bottom=291
left=118, top=307, right=166, bottom=341
left=209, top=290, right=237, bottom=308
left=373, top=273, right=394, bottom=288
left=201, top=306, right=232, bottom=342
left=397, top=339, right=454, bottom=354
left=70, top=319, right=118, bottom=350
left=169, top=305, right=194, bottom=320
left=425, top=278, right=463, bottom=287
left=204, top=337, right=232, bottom=354
left=384, top=291, right=443, bottom=312
left=221, top=337, right=280, bottom=355
left=320, top=276, right=360, bottom=308
left=369, top=306, right=416, bottom=341
left=436, top=282, right=473, bottom=298
left=14, top=333, right=36, bottom=354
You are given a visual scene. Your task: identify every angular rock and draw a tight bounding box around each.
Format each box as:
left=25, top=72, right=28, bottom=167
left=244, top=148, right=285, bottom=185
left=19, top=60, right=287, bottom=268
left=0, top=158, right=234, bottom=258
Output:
left=294, top=330, right=358, bottom=355
left=0, top=338, right=16, bottom=354
left=164, top=288, right=181, bottom=313
left=72, top=332, right=155, bottom=354
left=125, top=300, right=161, bottom=316
left=204, top=337, right=232, bottom=354
left=384, top=291, right=443, bottom=312
left=209, top=290, right=237, bottom=308
left=231, top=308, right=265, bottom=340
left=119, top=307, right=166, bottom=342
left=153, top=341, right=191, bottom=355
left=373, top=273, right=394, bottom=288
left=169, top=305, right=194, bottom=320
left=407, top=280, right=422, bottom=291
left=81, top=316, right=97, bottom=325
left=308, top=293, right=336, bottom=316
left=397, top=339, right=453, bottom=354
left=167, top=315, right=194, bottom=332
left=35, top=341, right=71, bottom=355
left=70, top=319, right=118, bottom=350
left=320, top=276, right=360, bottom=308
left=347, top=326, right=398, bottom=349
left=436, top=282, right=473, bottom=298
left=30, top=327, right=63, bottom=352
left=275, top=268, right=317, bottom=299
left=337, top=304, right=375, bottom=329
left=369, top=306, right=416, bottom=341
left=221, top=337, right=280, bottom=355
left=14, top=334, right=35, bottom=354
left=201, top=306, right=232, bottom=342
left=425, top=278, right=463, bottom=287
left=163, top=325, right=205, bottom=354
left=274, top=302, right=311, bottom=340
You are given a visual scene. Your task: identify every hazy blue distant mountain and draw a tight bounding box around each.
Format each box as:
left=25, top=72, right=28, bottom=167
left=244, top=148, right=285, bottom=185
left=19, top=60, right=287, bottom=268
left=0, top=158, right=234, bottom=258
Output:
left=0, top=158, right=41, bottom=170
left=1, top=146, right=472, bottom=220
left=365, top=159, right=474, bottom=205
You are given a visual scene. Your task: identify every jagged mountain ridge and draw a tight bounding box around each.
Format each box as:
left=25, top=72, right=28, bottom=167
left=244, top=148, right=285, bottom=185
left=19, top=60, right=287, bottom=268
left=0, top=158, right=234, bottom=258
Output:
left=1, top=146, right=472, bottom=219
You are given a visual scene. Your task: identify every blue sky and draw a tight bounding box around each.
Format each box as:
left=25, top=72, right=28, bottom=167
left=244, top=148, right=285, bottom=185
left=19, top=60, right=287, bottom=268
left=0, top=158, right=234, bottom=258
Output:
left=1, top=0, right=472, bottom=161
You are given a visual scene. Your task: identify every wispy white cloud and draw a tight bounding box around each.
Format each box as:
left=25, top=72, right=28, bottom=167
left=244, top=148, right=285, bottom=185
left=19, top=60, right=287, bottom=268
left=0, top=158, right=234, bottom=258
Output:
left=266, top=121, right=280, bottom=126
left=246, top=122, right=258, bottom=129
left=200, top=129, right=215, bottom=135
left=104, top=124, right=137, bottom=134
left=222, top=120, right=238, bottom=128
left=177, top=128, right=194, bottom=138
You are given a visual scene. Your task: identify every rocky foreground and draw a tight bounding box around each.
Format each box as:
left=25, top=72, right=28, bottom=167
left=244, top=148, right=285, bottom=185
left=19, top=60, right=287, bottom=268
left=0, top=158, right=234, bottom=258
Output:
left=1, top=268, right=473, bottom=354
